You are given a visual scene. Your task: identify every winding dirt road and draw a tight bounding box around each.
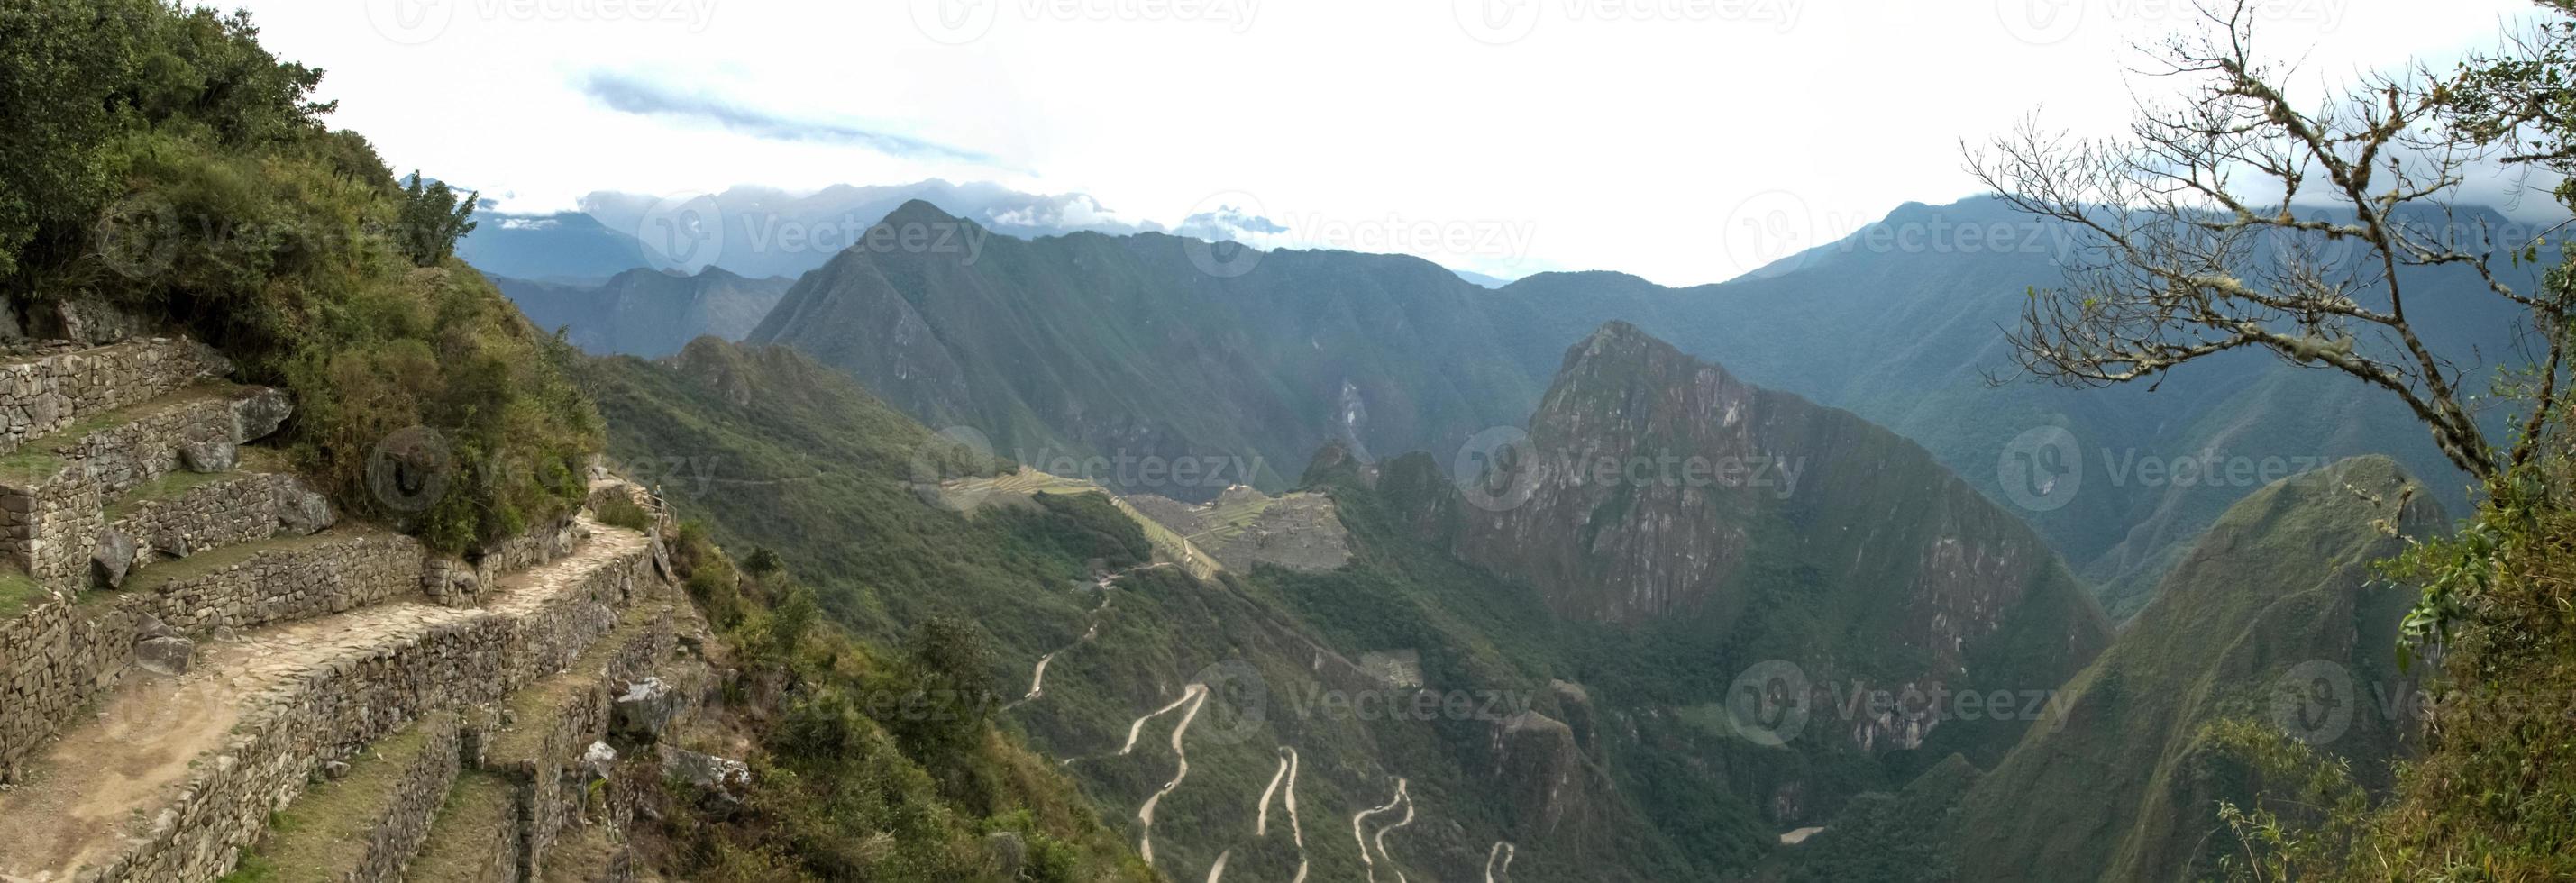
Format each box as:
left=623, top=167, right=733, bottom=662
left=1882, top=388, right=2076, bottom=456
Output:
left=1350, top=778, right=1411, bottom=883
left=1136, top=683, right=1211, bottom=867
left=1485, top=841, right=1518, bottom=882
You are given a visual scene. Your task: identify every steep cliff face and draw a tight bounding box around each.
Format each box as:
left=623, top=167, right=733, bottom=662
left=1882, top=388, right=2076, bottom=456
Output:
left=1446, top=323, right=2110, bottom=735
left=1951, top=455, right=2444, bottom=883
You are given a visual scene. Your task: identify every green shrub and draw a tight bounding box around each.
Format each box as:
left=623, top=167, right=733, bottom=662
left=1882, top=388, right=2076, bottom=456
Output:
left=0, top=0, right=600, bottom=554
left=595, top=492, right=653, bottom=532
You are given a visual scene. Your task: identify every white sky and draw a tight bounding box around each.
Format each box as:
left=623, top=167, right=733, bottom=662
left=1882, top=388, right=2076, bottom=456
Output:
left=234, top=0, right=2543, bottom=285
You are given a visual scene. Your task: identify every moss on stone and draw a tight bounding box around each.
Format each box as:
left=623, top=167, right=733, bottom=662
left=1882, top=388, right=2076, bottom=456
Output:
left=0, top=566, right=45, bottom=620
left=119, top=530, right=361, bottom=595
left=0, top=383, right=246, bottom=483
left=241, top=711, right=453, bottom=883
left=403, top=771, right=518, bottom=882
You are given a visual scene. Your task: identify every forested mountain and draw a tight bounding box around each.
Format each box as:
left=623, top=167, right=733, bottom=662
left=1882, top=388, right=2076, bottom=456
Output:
left=744, top=198, right=2522, bottom=617
left=494, top=266, right=790, bottom=358
left=1947, top=455, right=2444, bottom=882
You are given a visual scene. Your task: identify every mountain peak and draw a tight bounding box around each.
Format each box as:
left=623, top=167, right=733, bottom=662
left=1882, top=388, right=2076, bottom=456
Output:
left=1563, top=320, right=1689, bottom=375
left=881, top=198, right=964, bottom=226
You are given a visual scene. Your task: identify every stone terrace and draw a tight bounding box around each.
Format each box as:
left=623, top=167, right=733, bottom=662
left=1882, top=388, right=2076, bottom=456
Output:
left=0, top=336, right=709, bottom=883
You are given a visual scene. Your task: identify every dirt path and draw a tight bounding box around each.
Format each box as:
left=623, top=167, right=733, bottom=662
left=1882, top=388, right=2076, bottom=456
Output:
left=1372, top=779, right=1417, bottom=883
left=1203, top=849, right=1231, bottom=883
left=1485, top=841, right=1518, bottom=882
left=1256, top=753, right=1290, bottom=835
left=1007, top=590, right=1115, bottom=710
left=1350, top=778, right=1411, bottom=883
left=1136, top=684, right=1210, bottom=867
left=0, top=520, right=644, bottom=878
left=0, top=601, right=478, bottom=877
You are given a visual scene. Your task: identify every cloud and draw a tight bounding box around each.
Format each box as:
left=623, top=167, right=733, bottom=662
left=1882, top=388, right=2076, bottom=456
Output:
left=578, top=70, right=999, bottom=165
left=1176, top=205, right=1290, bottom=241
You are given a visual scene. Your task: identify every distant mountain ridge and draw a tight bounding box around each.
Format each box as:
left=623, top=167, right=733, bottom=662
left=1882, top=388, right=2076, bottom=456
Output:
left=492, top=267, right=790, bottom=358
left=735, top=196, right=2523, bottom=616
left=459, top=179, right=1161, bottom=282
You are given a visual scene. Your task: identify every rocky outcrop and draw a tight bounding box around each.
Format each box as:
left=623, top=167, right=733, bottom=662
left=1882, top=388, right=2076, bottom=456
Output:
left=1491, top=710, right=1586, bottom=835
left=1436, top=323, right=2110, bottom=762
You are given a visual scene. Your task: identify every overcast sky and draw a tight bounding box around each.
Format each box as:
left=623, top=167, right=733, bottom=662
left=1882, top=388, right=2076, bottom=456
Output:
left=237, top=0, right=2543, bottom=285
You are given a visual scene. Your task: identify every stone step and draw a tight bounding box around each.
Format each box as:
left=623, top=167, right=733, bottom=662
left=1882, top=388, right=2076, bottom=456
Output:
left=0, top=382, right=292, bottom=588
left=476, top=602, right=675, bottom=881
left=0, top=521, right=662, bottom=883
left=100, top=467, right=335, bottom=586
left=0, top=527, right=427, bottom=778
left=0, top=337, right=231, bottom=458
left=372, top=571, right=690, bottom=882
left=402, top=771, right=522, bottom=883
left=231, top=709, right=462, bottom=883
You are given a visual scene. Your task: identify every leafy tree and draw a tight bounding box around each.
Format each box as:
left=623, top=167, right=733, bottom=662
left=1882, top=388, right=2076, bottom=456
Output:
left=395, top=170, right=477, bottom=267
left=1978, top=2, right=2576, bottom=878
left=1969, top=1, right=2571, bottom=482
left=0, top=0, right=598, bottom=554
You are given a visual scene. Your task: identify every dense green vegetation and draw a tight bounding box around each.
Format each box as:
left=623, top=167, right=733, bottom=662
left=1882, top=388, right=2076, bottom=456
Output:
left=1937, top=456, right=2443, bottom=882
left=580, top=337, right=1775, bottom=880
left=0, top=0, right=599, bottom=553
left=646, top=522, right=1155, bottom=882
left=736, top=198, right=2520, bottom=622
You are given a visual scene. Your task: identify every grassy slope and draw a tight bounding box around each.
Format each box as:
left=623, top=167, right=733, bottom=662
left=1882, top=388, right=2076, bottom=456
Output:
left=1949, top=455, right=2445, bottom=883
left=580, top=338, right=1717, bottom=881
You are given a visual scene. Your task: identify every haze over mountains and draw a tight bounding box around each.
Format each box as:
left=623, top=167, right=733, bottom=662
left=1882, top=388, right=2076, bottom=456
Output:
left=455, top=183, right=2529, bottom=879
left=488, top=190, right=2522, bottom=619
left=464, top=179, right=1171, bottom=282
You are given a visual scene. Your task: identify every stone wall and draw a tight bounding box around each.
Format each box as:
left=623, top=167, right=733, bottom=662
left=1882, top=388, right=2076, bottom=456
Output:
left=0, top=597, right=142, bottom=780
left=0, top=337, right=229, bottom=455
left=125, top=533, right=427, bottom=634
left=0, top=532, right=432, bottom=776
left=111, top=472, right=331, bottom=570
left=0, top=460, right=104, bottom=590
left=474, top=514, right=580, bottom=587
left=495, top=535, right=648, bottom=691
left=72, top=537, right=673, bottom=883
left=77, top=614, right=514, bottom=883
left=352, top=711, right=463, bottom=883
left=0, top=387, right=292, bottom=587
left=485, top=603, right=676, bottom=882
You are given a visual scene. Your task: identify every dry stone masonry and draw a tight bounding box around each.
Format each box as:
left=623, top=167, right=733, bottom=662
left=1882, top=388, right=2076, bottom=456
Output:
left=0, top=337, right=229, bottom=455
left=0, top=333, right=712, bottom=883
left=0, top=385, right=294, bottom=588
